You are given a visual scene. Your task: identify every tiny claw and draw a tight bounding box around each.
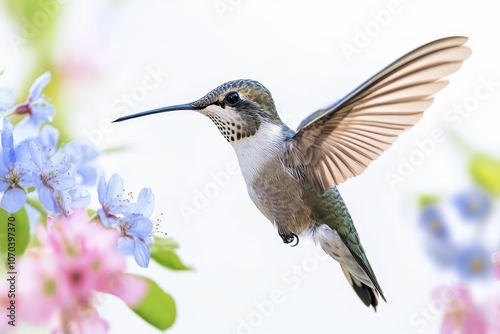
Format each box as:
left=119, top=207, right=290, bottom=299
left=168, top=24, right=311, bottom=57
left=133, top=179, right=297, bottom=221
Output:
left=289, top=233, right=299, bottom=247
left=280, top=233, right=299, bottom=247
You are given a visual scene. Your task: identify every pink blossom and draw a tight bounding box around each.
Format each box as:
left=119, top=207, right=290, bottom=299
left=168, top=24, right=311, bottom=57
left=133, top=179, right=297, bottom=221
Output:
left=432, top=284, right=488, bottom=334
left=17, top=211, right=147, bottom=332
left=492, top=251, right=500, bottom=280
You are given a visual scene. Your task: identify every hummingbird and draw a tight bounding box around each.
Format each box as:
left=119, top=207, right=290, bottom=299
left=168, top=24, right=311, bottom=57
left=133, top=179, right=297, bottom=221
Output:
left=114, top=36, right=470, bottom=310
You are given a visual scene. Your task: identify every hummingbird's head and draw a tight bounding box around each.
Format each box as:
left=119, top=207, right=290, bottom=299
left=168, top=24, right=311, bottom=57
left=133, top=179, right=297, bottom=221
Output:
left=114, top=79, right=281, bottom=143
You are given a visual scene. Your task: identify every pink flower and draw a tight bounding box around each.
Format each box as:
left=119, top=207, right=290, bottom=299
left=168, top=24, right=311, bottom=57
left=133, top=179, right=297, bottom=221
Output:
left=17, top=210, right=147, bottom=333
left=432, top=284, right=488, bottom=334
left=492, top=251, right=500, bottom=280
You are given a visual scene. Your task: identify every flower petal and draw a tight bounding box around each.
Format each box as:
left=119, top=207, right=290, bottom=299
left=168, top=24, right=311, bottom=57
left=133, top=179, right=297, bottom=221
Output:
left=1, top=187, right=26, bottom=212
left=137, top=188, right=154, bottom=217
left=0, top=88, right=15, bottom=113
left=28, top=72, right=51, bottom=100
left=1, top=117, right=13, bottom=149
left=111, top=274, right=147, bottom=307
left=134, top=238, right=151, bottom=268
left=116, top=237, right=135, bottom=256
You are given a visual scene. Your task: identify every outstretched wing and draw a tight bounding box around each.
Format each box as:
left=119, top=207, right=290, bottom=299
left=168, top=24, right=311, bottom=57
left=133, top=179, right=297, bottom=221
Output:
left=284, top=36, right=471, bottom=193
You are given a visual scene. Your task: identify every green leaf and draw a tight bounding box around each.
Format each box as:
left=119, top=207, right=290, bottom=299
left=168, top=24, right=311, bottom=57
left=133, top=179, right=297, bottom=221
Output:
left=0, top=208, right=31, bottom=266
left=150, top=237, right=192, bottom=271
left=417, top=194, right=440, bottom=209
left=130, top=275, right=176, bottom=330
left=469, top=154, right=500, bottom=196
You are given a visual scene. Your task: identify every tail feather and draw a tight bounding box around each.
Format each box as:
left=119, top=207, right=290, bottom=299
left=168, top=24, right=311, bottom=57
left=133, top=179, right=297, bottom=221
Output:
left=341, top=264, right=379, bottom=310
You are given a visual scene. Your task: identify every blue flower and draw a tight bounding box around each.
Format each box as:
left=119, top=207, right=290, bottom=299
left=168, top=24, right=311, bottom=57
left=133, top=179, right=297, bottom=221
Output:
left=14, top=72, right=55, bottom=134
left=116, top=213, right=153, bottom=268
left=62, top=140, right=99, bottom=186
left=453, top=189, right=491, bottom=222
left=30, top=142, right=77, bottom=213
left=97, top=174, right=136, bottom=226
left=98, top=175, right=155, bottom=267
left=0, top=88, right=15, bottom=113
left=116, top=188, right=155, bottom=267
left=31, top=124, right=59, bottom=158
left=455, top=244, right=491, bottom=279
left=0, top=118, right=34, bottom=212
left=419, top=206, right=449, bottom=239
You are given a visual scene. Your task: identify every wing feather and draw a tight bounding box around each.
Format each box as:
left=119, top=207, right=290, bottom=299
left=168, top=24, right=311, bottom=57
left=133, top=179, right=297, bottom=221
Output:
left=285, top=37, right=470, bottom=192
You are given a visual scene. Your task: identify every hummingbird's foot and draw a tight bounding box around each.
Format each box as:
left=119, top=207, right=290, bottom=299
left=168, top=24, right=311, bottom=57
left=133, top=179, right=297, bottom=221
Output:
left=280, top=232, right=299, bottom=247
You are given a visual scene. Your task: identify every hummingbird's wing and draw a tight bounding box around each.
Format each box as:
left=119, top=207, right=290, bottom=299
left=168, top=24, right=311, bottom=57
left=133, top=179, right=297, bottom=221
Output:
left=284, top=36, right=470, bottom=193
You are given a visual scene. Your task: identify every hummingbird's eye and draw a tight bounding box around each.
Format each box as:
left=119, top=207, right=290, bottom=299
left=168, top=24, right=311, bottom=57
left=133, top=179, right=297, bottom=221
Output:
left=225, top=92, right=240, bottom=106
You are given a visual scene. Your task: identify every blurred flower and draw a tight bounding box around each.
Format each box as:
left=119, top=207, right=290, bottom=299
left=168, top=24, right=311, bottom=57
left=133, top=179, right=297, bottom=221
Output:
left=97, top=174, right=136, bottom=226
left=63, top=140, right=99, bottom=186
left=424, top=236, right=457, bottom=267
left=455, top=244, right=491, bottom=280
left=0, top=88, right=15, bottom=113
left=30, top=142, right=77, bottom=213
left=14, top=72, right=55, bottom=134
left=432, top=284, right=488, bottom=334
left=419, top=206, right=449, bottom=239
left=492, top=251, right=500, bottom=280
left=482, top=294, right=500, bottom=332
left=18, top=211, right=147, bottom=333
left=0, top=118, right=34, bottom=212
left=453, top=189, right=491, bottom=222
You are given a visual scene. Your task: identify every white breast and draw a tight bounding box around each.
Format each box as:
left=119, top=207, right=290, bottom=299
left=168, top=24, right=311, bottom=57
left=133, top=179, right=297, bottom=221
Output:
left=232, top=122, right=284, bottom=184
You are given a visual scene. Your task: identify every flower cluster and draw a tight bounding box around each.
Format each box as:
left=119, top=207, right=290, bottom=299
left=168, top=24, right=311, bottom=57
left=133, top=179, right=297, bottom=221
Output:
left=0, top=72, right=97, bottom=215
left=412, top=137, right=500, bottom=333
left=98, top=174, right=155, bottom=268
left=17, top=212, right=147, bottom=333
left=432, top=284, right=492, bottom=333
left=417, top=188, right=494, bottom=280
left=0, top=71, right=181, bottom=333
left=0, top=72, right=157, bottom=268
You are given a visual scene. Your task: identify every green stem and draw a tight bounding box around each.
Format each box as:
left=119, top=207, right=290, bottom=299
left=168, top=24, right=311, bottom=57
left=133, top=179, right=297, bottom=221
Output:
left=25, top=198, right=48, bottom=226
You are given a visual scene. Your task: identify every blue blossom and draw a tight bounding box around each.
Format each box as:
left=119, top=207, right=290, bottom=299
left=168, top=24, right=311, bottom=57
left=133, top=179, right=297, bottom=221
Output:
left=30, top=142, right=77, bottom=213
left=0, top=118, right=34, bottom=212
left=418, top=206, right=449, bottom=239
left=0, top=88, right=15, bottom=113
left=116, top=188, right=155, bottom=267
left=97, top=174, right=136, bottom=226
left=14, top=72, right=55, bottom=135
left=62, top=140, right=99, bottom=186
left=453, top=189, right=491, bottom=222
left=455, top=244, right=491, bottom=279
left=31, top=124, right=59, bottom=158
left=116, top=213, right=153, bottom=268
left=98, top=175, right=155, bottom=267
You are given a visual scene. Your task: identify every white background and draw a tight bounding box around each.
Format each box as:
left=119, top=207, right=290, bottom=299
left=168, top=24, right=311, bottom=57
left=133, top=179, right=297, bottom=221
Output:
left=1, top=0, right=500, bottom=333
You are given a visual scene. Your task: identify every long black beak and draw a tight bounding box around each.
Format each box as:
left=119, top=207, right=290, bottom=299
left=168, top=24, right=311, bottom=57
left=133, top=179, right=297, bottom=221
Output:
left=112, top=103, right=201, bottom=123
